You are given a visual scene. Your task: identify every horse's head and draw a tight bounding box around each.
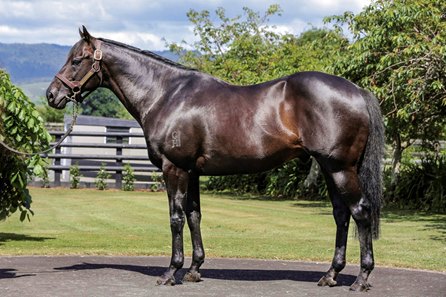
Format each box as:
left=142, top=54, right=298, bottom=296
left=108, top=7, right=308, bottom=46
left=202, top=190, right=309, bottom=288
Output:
left=46, top=26, right=103, bottom=109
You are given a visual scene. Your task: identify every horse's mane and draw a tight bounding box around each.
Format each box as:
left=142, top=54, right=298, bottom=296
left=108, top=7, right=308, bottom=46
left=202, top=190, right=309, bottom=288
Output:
left=98, top=38, right=195, bottom=71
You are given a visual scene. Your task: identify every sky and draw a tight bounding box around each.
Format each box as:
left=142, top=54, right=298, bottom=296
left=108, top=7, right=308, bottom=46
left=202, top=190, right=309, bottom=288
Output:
left=0, top=0, right=370, bottom=51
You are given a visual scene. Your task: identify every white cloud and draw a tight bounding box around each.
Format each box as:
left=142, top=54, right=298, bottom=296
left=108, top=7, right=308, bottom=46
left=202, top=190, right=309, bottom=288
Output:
left=0, top=25, right=19, bottom=35
left=0, top=0, right=371, bottom=50
left=95, top=30, right=166, bottom=50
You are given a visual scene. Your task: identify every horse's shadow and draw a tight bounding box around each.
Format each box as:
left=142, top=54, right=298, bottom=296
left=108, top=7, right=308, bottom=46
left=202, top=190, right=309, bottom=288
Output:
left=0, top=268, right=35, bottom=279
left=54, top=262, right=356, bottom=286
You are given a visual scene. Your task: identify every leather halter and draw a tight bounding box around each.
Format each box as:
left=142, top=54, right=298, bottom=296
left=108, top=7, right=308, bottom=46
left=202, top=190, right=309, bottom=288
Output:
left=55, top=40, right=103, bottom=102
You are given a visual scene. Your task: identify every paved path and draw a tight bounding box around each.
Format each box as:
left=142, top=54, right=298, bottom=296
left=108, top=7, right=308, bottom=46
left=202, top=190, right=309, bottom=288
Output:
left=1, top=256, right=445, bottom=297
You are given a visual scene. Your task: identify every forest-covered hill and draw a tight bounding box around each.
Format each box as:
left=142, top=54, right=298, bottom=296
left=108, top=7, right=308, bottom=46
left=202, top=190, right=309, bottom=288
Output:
left=0, top=43, right=70, bottom=83
left=0, top=42, right=178, bottom=84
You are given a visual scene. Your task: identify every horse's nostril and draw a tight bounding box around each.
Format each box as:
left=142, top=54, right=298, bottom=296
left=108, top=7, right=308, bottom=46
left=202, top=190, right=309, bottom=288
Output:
left=46, top=89, right=54, bottom=101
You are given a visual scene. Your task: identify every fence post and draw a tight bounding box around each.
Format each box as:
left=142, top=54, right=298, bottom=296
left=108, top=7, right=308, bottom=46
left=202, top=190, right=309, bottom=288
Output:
left=54, top=134, right=62, bottom=187
left=115, top=135, right=123, bottom=189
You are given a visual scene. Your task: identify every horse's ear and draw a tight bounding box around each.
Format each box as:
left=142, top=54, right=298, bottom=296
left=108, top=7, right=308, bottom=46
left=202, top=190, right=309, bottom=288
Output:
left=79, top=25, right=92, bottom=43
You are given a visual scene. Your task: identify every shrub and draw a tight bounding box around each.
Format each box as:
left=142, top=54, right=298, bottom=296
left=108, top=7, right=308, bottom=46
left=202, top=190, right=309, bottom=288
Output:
left=150, top=171, right=165, bottom=192
left=205, top=173, right=268, bottom=195
left=95, top=163, right=110, bottom=190
left=122, top=163, right=135, bottom=191
left=69, top=163, right=82, bottom=189
left=0, top=70, right=51, bottom=221
left=385, top=153, right=446, bottom=212
left=263, top=158, right=327, bottom=200
left=205, top=158, right=327, bottom=200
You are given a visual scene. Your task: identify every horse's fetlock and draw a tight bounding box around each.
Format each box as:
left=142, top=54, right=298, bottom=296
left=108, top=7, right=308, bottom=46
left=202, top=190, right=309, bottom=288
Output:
left=332, top=259, right=346, bottom=272
left=193, top=249, right=205, bottom=263
left=361, top=254, right=374, bottom=272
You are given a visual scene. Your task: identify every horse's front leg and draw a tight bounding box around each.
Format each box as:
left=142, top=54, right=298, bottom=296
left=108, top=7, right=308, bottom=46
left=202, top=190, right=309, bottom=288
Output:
left=183, top=173, right=205, bottom=282
left=156, top=160, right=189, bottom=286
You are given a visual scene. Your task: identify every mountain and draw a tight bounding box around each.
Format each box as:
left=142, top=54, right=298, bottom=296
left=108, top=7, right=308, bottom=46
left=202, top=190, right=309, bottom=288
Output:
left=0, top=42, right=179, bottom=100
left=0, top=43, right=70, bottom=84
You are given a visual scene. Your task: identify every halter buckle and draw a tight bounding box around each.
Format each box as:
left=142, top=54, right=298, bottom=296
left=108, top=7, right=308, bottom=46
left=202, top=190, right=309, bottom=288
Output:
left=94, top=49, right=103, bottom=61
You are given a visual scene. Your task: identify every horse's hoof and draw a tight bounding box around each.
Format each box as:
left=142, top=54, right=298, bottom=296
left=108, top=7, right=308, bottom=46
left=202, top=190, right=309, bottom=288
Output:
left=317, top=275, right=338, bottom=287
left=350, top=280, right=371, bottom=292
left=317, top=275, right=337, bottom=287
left=183, top=271, right=202, bottom=282
left=156, top=275, right=176, bottom=286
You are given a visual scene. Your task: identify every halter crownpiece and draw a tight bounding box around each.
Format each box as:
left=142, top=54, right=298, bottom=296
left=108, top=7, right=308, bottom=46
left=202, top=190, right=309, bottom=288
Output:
left=55, top=40, right=103, bottom=102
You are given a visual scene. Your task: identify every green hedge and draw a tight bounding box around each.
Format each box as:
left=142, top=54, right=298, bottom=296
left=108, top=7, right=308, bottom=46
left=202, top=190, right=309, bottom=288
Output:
left=385, top=153, right=446, bottom=212
left=205, top=158, right=327, bottom=200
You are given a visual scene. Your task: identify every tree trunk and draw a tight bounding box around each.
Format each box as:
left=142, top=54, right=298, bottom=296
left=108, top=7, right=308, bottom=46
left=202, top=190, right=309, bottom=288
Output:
left=390, top=133, right=403, bottom=201
left=303, top=157, right=321, bottom=191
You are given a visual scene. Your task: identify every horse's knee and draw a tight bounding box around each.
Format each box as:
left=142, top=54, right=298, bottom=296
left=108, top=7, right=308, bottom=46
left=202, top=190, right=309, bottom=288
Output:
left=170, top=213, right=185, bottom=231
left=187, top=211, right=201, bottom=225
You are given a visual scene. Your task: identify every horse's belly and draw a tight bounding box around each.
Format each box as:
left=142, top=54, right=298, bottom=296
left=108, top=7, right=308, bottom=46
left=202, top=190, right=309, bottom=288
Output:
left=196, top=147, right=305, bottom=176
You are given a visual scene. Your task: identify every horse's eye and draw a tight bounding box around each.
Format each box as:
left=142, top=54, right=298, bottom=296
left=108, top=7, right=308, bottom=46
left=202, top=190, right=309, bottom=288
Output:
left=72, top=58, right=82, bottom=66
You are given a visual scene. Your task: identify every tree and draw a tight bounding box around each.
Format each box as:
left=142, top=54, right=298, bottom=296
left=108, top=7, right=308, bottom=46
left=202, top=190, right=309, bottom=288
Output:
left=171, top=5, right=282, bottom=83
left=34, top=88, right=132, bottom=124
left=80, top=88, right=132, bottom=119
left=169, top=5, right=346, bottom=198
left=293, top=28, right=349, bottom=72
left=171, top=6, right=346, bottom=84
left=326, top=0, right=446, bottom=182
left=0, top=70, right=51, bottom=221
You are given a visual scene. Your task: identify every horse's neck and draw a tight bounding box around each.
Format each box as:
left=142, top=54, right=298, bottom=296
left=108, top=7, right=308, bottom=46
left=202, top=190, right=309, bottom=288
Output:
left=103, top=45, right=185, bottom=124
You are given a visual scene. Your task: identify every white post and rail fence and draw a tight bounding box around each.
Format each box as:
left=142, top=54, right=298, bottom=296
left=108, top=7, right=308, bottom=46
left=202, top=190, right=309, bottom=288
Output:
left=33, top=115, right=161, bottom=189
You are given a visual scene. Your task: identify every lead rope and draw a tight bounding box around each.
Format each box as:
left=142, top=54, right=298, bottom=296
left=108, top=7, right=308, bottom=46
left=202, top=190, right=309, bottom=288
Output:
left=0, top=99, right=80, bottom=157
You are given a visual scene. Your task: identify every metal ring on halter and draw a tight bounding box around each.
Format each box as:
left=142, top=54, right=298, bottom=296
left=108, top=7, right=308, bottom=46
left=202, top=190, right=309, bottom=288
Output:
left=67, top=90, right=81, bottom=103
left=92, top=61, right=101, bottom=72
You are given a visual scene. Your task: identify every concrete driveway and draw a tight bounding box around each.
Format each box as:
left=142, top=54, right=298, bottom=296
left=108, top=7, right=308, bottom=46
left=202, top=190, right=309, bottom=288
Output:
left=1, top=256, right=445, bottom=297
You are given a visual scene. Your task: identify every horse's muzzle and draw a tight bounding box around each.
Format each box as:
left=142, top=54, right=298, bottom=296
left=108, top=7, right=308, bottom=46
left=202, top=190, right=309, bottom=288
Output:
left=46, top=87, right=68, bottom=109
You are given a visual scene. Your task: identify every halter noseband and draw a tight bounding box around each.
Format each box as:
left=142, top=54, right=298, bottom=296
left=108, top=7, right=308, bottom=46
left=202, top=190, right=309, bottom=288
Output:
left=55, top=40, right=103, bottom=102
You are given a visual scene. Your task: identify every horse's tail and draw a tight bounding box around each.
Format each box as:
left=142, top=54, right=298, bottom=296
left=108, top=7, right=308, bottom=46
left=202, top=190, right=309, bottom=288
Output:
left=358, top=89, right=385, bottom=239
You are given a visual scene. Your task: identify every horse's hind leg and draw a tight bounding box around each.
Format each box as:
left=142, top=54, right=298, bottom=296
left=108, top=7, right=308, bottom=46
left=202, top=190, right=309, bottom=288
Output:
left=349, top=196, right=375, bottom=291
left=318, top=169, right=352, bottom=287
left=183, top=173, right=205, bottom=282
left=318, top=168, right=375, bottom=291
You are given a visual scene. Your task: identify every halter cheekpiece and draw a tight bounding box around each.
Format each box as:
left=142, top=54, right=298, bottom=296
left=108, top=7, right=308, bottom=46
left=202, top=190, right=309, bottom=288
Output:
left=55, top=40, right=103, bottom=102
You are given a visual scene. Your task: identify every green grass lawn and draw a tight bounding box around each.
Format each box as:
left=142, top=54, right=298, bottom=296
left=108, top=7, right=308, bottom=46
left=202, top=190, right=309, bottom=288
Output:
left=1, top=188, right=445, bottom=272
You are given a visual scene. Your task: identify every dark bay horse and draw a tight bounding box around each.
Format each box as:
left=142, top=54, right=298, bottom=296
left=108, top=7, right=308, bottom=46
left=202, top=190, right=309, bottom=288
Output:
left=46, top=27, right=384, bottom=292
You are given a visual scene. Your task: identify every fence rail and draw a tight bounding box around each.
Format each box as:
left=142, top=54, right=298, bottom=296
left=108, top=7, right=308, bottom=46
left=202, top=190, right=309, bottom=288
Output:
left=41, top=129, right=160, bottom=189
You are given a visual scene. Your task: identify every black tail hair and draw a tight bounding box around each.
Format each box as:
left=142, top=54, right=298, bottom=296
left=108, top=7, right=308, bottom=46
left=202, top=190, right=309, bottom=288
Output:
left=358, top=89, right=385, bottom=239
